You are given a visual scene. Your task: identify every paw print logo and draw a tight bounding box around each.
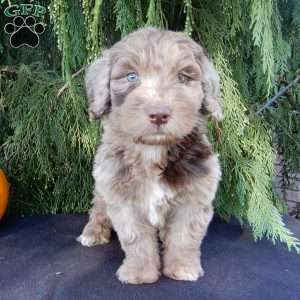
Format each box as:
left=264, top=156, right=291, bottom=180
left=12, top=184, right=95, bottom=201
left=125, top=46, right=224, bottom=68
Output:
left=4, top=16, right=45, bottom=48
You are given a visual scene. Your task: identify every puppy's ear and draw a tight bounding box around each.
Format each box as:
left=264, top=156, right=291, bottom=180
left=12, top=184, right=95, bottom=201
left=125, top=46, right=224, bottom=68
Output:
left=85, top=50, right=111, bottom=119
left=198, top=53, right=223, bottom=121
left=187, top=38, right=223, bottom=121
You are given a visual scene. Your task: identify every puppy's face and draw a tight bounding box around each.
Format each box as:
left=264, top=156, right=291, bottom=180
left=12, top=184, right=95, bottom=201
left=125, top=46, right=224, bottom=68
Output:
left=86, top=28, right=222, bottom=145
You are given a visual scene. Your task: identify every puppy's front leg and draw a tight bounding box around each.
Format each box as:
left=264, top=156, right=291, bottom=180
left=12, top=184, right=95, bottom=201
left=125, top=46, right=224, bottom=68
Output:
left=107, top=204, right=160, bottom=284
left=162, top=202, right=213, bottom=281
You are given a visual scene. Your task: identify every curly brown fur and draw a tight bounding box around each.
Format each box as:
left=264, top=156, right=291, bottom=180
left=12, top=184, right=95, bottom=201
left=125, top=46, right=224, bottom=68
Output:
left=77, top=27, right=222, bottom=284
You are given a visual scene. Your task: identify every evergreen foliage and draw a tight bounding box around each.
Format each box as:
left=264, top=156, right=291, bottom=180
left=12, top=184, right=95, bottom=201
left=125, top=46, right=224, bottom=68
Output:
left=1, top=64, right=98, bottom=214
left=0, top=0, right=299, bottom=252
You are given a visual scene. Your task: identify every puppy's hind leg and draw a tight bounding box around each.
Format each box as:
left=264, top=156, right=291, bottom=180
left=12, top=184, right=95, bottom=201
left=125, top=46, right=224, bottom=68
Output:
left=77, top=196, right=112, bottom=247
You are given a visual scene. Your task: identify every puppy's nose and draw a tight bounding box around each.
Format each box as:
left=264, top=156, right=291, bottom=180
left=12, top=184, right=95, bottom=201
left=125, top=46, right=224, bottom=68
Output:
left=146, top=106, right=171, bottom=126
left=149, top=113, right=170, bottom=126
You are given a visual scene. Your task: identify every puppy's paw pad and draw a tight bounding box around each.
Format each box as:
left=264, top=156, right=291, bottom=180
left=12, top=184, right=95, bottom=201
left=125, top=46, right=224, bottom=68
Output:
left=117, top=263, right=160, bottom=284
left=163, top=265, right=204, bottom=281
left=76, top=232, right=109, bottom=247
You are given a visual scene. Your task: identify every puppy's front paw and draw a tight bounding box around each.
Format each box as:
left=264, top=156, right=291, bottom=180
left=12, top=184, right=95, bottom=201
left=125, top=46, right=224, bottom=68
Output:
left=116, top=261, right=160, bottom=284
left=163, top=261, right=204, bottom=281
left=76, top=228, right=110, bottom=247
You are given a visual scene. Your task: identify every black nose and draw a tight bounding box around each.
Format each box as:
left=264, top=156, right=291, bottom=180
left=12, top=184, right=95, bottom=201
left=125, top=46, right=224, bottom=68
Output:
left=149, top=113, right=170, bottom=126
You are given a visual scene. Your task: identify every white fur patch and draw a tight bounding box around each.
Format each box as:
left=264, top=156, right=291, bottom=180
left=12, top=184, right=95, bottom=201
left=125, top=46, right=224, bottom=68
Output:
left=136, top=144, right=174, bottom=226
left=148, top=182, right=165, bottom=226
left=146, top=180, right=174, bottom=226
left=138, top=145, right=164, bottom=163
left=76, top=234, right=109, bottom=247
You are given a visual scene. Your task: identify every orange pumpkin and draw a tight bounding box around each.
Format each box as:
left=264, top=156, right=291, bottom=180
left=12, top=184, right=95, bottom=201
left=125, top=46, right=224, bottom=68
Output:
left=0, top=169, right=10, bottom=220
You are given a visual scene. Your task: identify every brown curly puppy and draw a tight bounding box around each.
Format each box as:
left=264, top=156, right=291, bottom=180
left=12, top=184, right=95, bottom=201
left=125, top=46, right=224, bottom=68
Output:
left=77, top=27, right=222, bottom=284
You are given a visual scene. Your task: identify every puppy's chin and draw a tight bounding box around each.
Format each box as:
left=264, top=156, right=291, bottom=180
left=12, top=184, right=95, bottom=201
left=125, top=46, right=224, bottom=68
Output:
left=134, top=134, right=177, bottom=146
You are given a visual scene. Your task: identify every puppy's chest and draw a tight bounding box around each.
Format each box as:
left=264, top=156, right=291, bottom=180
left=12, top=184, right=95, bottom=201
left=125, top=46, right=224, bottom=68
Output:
left=143, top=177, right=174, bottom=227
left=139, top=147, right=175, bottom=227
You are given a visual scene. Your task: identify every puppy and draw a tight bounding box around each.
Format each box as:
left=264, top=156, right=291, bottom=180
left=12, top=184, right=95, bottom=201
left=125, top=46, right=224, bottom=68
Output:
left=77, top=27, right=222, bottom=284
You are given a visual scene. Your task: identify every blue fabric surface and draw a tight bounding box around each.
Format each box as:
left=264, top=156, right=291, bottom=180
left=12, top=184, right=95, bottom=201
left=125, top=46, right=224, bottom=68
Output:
left=0, top=215, right=299, bottom=300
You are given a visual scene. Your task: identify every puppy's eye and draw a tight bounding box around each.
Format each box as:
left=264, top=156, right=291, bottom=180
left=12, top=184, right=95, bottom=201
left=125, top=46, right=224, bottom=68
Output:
left=127, top=72, right=140, bottom=82
left=177, top=73, right=190, bottom=83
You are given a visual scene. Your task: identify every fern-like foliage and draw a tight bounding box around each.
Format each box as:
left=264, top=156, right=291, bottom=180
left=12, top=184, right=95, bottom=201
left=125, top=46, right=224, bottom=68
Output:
left=146, top=0, right=167, bottom=28
left=250, top=0, right=276, bottom=94
left=212, top=53, right=299, bottom=253
left=81, top=0, right=104, bottom=61
left=1, top=65, right=98, bottom=214
left=183, top=0, right=194, bottom=36
left=115, top=0, right=144, bottom=37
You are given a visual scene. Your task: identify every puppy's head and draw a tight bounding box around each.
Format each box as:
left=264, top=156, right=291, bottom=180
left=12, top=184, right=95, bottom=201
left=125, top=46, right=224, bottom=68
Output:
left=86, top=27, right=222, bottom=145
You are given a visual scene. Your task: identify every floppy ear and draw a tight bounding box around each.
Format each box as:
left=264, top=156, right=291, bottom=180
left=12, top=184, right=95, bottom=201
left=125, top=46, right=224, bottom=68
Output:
left=85, top=50, right=112, bottom=119
left=186, top=38, right=223, bottom=121
left=198, top=53, right=223, bottom=121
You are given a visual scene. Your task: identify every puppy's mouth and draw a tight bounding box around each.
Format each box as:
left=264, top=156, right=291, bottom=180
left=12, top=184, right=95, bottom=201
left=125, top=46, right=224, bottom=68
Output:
left=134, top=133, right=177, bottom=146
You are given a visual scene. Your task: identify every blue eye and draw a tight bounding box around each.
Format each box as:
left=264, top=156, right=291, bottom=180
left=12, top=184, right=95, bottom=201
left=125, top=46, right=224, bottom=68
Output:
left=127, top=72, right=139, bottom=82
